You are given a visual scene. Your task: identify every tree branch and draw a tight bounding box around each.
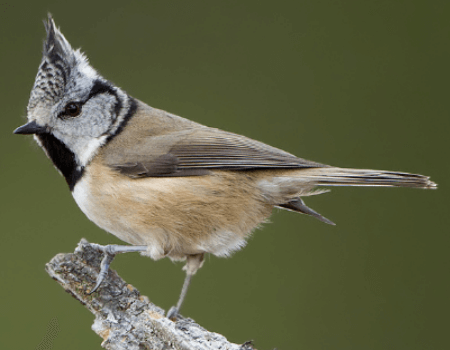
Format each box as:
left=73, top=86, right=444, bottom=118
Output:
left=45, top=239, right=255, bottom=350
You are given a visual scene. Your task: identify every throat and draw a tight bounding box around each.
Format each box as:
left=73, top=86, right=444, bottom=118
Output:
left=35, top=133, right=84, bottom=191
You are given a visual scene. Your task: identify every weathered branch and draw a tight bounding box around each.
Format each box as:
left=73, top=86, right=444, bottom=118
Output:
left=45, top=239, right=255, bottom=350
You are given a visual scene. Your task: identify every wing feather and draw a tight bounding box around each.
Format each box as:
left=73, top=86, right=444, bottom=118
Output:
left=109, top=127, right=328, bottom=177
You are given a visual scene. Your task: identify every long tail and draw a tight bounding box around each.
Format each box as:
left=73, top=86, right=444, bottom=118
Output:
left=275, top=167, right=436, bottom=225
left=296, top=167, right=437, bottom=189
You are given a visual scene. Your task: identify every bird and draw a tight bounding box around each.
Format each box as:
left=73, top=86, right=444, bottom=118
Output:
left=14, top=15, right=436, bottom=319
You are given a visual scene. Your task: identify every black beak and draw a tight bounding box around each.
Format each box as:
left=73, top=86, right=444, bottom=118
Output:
left=13, top=120, right=47, bottom=135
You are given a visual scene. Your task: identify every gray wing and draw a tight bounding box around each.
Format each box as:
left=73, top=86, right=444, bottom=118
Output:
left=107, top=127, right=328, bottom=178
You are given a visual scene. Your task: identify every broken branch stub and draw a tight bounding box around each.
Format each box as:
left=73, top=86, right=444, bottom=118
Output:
left=45, top=238, right=255, bottom=350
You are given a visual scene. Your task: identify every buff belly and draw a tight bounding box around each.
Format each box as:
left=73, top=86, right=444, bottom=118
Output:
left=72, top=162, right=273, bottom=261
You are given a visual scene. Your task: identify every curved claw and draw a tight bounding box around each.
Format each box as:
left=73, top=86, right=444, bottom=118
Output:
left=88, top=276, right=104, bottom=295
left=88, top=252, right=115, bottom=294
left=82, top=243, right=148, bottom=294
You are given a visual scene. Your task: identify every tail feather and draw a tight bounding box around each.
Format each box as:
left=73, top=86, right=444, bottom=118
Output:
left=278, top=198, right=336, bottom=225
left=271, top=167, right=436, bottom=225
left=297, top=167, right=437, bottom=189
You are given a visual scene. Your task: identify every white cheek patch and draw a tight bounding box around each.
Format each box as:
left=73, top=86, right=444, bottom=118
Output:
left=51, top=128, right=109, bottom=169
left=76, top=134, right=109, bottom=167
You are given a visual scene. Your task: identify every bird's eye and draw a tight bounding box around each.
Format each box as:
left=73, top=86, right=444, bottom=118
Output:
left=64, top=102, right=81, bottom=117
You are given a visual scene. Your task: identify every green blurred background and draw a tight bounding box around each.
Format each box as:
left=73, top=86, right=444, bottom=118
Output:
left=1, top=1, right=449, bottom=349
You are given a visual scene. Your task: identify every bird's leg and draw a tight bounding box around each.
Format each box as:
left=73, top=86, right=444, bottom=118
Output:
left=86, top=243, right=148, bottom=294
left=167, top=253, right=204, bottom=320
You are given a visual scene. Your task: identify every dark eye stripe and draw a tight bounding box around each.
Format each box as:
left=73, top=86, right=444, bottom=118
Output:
left=88, top=79, right=118, bottom=101
left=88, top=79, right=122, bottom=121
left=88, top=79, right=122, bottom=117
left=58, top=79, right=120, bottom=119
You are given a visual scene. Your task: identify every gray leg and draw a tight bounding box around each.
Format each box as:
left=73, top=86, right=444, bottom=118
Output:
left=87, top=243, right=148, bottom=294
left=167, top=273, right=193, bottom=319
left=167, top=254, right=204, bottom=320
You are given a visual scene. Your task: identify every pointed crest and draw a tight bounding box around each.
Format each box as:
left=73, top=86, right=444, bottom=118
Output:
left=43, top=13, right=75, bottom=68
left=28, top=14, right=98, bottom=110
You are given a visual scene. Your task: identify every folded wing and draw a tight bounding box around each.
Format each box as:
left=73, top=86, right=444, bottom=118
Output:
left=106, top=127, right=328, bottom=177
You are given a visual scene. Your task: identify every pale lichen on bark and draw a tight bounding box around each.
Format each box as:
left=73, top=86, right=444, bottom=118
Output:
left=45, top=239, right=255, bottom=350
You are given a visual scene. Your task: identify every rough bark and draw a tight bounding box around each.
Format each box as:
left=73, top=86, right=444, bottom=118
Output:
left=45, top=239, right=255, bottom=350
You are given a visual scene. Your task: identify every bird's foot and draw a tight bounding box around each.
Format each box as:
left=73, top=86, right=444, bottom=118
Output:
left=87, top=244, right=117, bottom=294
left=84, top=243, right=148, bottom=294
left=167, top=306, right=180, bottom=320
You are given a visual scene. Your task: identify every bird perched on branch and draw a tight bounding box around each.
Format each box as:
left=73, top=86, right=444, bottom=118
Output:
left=14, top=15, right=436, bottom=319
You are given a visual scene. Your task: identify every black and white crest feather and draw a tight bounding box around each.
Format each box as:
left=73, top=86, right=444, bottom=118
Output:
left=28, top=14, right=98, bottom=110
